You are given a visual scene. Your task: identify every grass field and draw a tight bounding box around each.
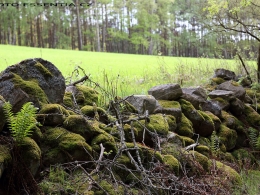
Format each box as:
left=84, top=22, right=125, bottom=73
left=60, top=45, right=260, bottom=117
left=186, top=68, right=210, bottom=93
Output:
left=0, top=44, right=257, bottom=98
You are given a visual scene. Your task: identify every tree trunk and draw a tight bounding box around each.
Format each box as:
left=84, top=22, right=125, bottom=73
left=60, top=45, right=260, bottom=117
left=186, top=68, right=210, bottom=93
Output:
left=76, top=0, right=83, bottom=50
left=94, top=0, right=101, bottom=52
left=257, top=45, right=260, bottom=83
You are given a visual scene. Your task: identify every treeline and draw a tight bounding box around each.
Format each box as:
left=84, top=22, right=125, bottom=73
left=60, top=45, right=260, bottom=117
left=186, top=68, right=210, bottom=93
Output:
left=0, top=0, right=258, bottom=58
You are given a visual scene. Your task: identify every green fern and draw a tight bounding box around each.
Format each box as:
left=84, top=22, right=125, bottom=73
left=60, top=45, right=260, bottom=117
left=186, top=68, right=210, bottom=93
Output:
left=248, top=127, right=258, bottom=149
left=210, top=131, right=220, bottom=153
left=3, top=101, right=40, bottom=144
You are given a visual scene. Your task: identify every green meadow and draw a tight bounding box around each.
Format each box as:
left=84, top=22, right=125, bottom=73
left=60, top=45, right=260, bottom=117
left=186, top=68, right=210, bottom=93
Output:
left=0, top=44, right=257, bottom=98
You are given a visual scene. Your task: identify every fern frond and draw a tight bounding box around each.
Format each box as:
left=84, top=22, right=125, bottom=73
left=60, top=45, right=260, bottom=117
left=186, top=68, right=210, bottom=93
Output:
left=210, top=131, right=219, bottom=153
left=248, top=127, right=258, bottom=149
left=3, top=101, right=40, bottom=144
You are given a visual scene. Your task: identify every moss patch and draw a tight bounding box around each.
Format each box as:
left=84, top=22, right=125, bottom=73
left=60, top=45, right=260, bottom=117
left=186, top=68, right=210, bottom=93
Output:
left=34, top=62, right=52, bottom=77
left=158, top=100, right=181, bottom=109
left=211, top=77, right=225, bottom=85
left=12, top=73, right=48, bottom=105
left=76, top=85, right=99, bottom=106
left=20, top=137, right=41, bottom=175
left=163, top=155, right=179, bottom=175
left=195, top=145, right=210, bottom=157
left=178, top=135, right=195, bottom=147
left=244, top=104, right=260, bottom=126
left=215, top=160, right=242, bottom=186
left=63, top=92, right=74, bottom=107
left=176, top=113, right=194, bottom=137
left=165, top=115, right=177, bottom=131
left=217, top=125, right=237, bottom=151
left=204, top=111, right=221, bottom=131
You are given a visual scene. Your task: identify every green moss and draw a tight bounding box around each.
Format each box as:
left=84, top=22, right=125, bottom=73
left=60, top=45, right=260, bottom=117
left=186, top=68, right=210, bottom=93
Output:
left=12, top=73, right=48, bottom=105
left=198, top=110, right=215, bottom=130
left=215, top=160, right=242, bottom=186
left=179, top=98, right=195, bottom=113
left=232, top=148, right=256, bottom=164
left=221, top=111, right=244, bottom=131
left=63, top=92, right=74, bottom=107
left=204, top=111, right=221, bottom=131
left=158, top=100, right=181, bottom=109
left=124, top=100, right=138, bottom=113
left=198, top=137, right=211, bottom=147
left=133, top=114, right=169, bottom=141
left=34, top=62, right=52, bottom=77
left=20, top=137, right=41, bottom=175
left=178, top=135, right=195, bottom=147
left=91, top=132, right=118, bottom=155
left=213, top=97, right=228, bottom=104
left=246, top=89, right=260, bottom=102
left=166, top=115, right=177, bottom=131
left=63, top=115, right=100, bottom=141
left=185, top=150, right=210, bottom=172
left=176, top=113, right=194, bottom=137
left=43, top=127, right=92, bottom=161
left=211, top=77, right=225, bottom=84
left=244, top=104, right=260, bottom=126
left=163, top=155, right=179, bottom=175
left=0, top=145, right=11, bottom=165
left=195, top=145, right=210, bottom=157
left=94, top=180, right=124, bottom=195
left=217, top=125, right=237, bottom=151
left=76, top=85, right=99, bottom=106
left=231, top=80, right=239, bottom=86
left=80, top=105, right=107, bottom=118
left=39, top=103, right=69, bottom=116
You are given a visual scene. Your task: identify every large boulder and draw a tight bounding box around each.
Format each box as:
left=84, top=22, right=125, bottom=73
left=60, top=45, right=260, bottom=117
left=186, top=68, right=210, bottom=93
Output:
left=181, top=87, right=207, bottom=109
left=213, top=69, right=236, bottom=80
left=148, top=83, right=182, bottom=101
left=216, top=81, right=246, bottom=100
left=0, top=96, right=6, bottom=132
left=125, top=95, right=158, bottom=114
left=0, top=58, right=65, bottom=111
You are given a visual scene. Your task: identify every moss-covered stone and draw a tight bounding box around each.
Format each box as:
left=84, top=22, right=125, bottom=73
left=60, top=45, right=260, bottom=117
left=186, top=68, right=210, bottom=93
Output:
left=91, top=131, right=118, bottom=155
left=0, top=145, right=11, bottom=178
left=76, top=85, right=99, bottom=106
left=215, top=160, right=242, bottom=186
left=185, top=150, right=211, bottom=172
left=197, top=110, right=215, bottom=136
left=195, top=145, right=210, bottom=157
left=246, top=89, right=260, bottom=102
left=63, top=115, right=101, bottom=141
left=211, top=77, right=225, bottom=85
left=204, top=111, right=221, bottom=131
left=0, top=95, right=6, bottom=132
left=34, top=62, right=53, bottom=77
left=165, top=115, right=177, bottom=132
left=217, top=125, right=237, bottom=151
left=20, top=137, right=41, bottom=175
left=38, top=103, right=69, bottom=126
left=42, top=127, right=92, bottom=164
left=133, top=114, right=169, bottom=145
left=221, top=111, right=244, bottom=131
left=63, top=91, right=74, bottom=107
left=178, top=135, right=195, bottom=147
left=12, top=73, right=48, bottom=106
left=163, top=155, right=180, bottom=175
left=158, top=100, right=181, bottom=109
left=232, top=148, right=256, bottom=165
left=176, top=114, right=194, bottom=138
left=80, top=105, right=108, bottom=123
left=244, top=104, right=260, bottom=126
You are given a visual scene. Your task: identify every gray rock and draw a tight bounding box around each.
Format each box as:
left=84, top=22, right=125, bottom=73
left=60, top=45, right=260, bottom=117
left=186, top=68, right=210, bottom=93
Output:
left=211, top=98, right=230, bottom=111
left=154, top=100, right=182, bottom=122
left=213, top=68, right=236, bottom=80
left=0, top=96, right=5, bottom=132
left=148, top=83, right=182, bottom=100
left=0, top=58, right=65, bottom=111
left=208, top=90, right=234, bottom=100
left=125, top=95, right=158, bottom=114
left=230, top=98, right=245, bottom=116
left=181, top=87, right=208, bottom=109
left=201, top=100, right=222, bottom=118
left=216, top=81, right=246, bottom=100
